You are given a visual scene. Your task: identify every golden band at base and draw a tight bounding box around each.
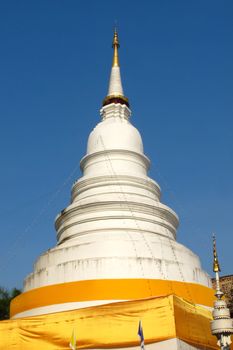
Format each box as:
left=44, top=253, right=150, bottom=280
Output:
left=10, top=278, right=215, bottom=317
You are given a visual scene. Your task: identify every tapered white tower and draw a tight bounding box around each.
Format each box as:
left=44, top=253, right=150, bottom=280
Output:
left=11, top=30, right=213, bottom=322
left=211, top=235, right=233, bottom=349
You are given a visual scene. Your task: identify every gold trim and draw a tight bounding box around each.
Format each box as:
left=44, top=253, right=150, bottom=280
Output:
left=213, top=234, right=221, bottom=272
left=112, top=28, right=120, bottom=67
left=103, top=94, right=129, bottom=106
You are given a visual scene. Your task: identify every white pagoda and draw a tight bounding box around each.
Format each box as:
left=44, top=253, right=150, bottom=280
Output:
left=8, top=30, right=217, bottom=350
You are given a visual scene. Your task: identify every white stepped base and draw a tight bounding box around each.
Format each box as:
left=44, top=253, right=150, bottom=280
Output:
left=94, top=339, right=207, bottom=350
left=12, top=299, right=124, bottom=319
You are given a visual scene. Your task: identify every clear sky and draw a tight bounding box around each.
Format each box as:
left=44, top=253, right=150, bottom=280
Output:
left=0, top=0, right=232, bottom=289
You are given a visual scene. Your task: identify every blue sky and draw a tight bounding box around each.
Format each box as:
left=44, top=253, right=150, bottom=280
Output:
left=0, top=0, right=232, bottom=289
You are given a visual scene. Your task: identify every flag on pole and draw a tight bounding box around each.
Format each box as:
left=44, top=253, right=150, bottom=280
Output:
left=138, top=320, right=145, bottom=350
left=69, top=328, right=76, bottom=350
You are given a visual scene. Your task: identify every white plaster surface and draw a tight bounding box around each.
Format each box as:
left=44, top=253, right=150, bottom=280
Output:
left=93, top=339, right=208, bottom=350
left=21, top=87, right=211, bottom=319
left=108, top=66, right=124, bottom=96
left=12, top=300, right=125, bottom=319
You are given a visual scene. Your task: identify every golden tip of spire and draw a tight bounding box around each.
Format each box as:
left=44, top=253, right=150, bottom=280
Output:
left=112, top=28, right=120, bottom=67
left=113, top=28, right=120, bottom=47
left=213, top=234, right=221, bottom=273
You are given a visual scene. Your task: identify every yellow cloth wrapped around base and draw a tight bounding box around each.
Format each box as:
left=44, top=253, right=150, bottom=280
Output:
left=10, top=278, right=215, bottom=317
left=0, top=295, right=229, bottom=350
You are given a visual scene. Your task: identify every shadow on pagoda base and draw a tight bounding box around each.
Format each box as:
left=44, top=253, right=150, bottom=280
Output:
left=2, top=295, right=221, bottom=350
left=10, top=278, right=215, bottom=318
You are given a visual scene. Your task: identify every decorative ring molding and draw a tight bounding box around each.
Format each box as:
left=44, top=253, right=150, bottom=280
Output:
left=55, top=200, right=179, bottom=232
left=57, top=216, right=177, bottom=242
left=71, top=174, right=161, bottom=201
left=80, top=149, right=150, bottom=172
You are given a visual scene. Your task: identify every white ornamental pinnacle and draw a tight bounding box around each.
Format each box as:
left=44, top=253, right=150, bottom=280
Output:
left=108, top=65, right=124, bottom=96
left=211, top=235, right=233, bottom=350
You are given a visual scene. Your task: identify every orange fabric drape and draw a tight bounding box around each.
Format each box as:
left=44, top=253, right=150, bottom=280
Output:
left=0, top=295, right=227, bottom=350
left=10, top=278, right=215, bottom=317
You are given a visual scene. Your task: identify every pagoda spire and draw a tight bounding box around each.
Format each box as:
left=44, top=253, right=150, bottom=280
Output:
left=112, top=28, right=120, bottom=67
left=213, top=234, right=222, bottom=298
left=103, top=28, right=129, bottom=107
left=211, top=234, right=233, bottom=350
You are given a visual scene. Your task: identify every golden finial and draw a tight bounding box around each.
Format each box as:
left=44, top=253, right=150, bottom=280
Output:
left=112, top=28, right=120, bottom=67
left=213, top=234, right=221, bottom=273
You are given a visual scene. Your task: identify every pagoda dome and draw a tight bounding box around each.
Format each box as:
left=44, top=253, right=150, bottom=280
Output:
left=87, top=112, right=144, bottom=155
